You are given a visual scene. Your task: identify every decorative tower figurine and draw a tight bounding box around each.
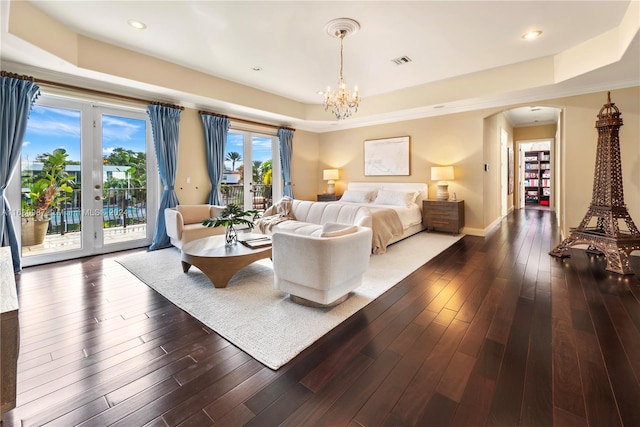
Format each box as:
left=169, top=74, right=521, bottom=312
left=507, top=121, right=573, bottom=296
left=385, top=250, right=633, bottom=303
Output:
left=549, top=92, right=640, bottom=275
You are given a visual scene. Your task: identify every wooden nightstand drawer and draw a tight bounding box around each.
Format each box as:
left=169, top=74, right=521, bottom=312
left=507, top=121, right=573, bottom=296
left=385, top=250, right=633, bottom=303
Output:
left=423, top=199, right=464, bottom=234
left=317, top=194, right=340, bottom=202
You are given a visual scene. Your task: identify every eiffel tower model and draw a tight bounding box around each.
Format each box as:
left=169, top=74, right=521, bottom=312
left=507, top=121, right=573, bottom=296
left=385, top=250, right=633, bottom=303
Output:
left=549, top=92, right=640, bottom=275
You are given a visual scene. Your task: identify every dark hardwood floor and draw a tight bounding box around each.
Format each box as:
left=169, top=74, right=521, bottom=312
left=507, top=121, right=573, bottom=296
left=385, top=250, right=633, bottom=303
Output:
left=4, top=209, right=640, bottom=426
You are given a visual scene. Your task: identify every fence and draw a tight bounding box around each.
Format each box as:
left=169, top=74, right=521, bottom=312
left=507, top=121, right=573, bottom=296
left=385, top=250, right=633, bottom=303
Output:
left=43, top=184, right=271, bottom=235
left=46, top=187, right=147, bottom=235
left=220, top=184, right=272, bottom=211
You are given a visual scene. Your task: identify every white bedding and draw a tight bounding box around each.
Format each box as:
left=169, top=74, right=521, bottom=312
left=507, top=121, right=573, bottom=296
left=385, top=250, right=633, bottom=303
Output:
left=340, top=182, right=427, bottom=229
left=337, top=201, right=422, bottom=230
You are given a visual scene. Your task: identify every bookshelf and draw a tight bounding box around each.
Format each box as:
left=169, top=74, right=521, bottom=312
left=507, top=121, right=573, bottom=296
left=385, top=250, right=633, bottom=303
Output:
left=523, top=150, right=551, bottom=206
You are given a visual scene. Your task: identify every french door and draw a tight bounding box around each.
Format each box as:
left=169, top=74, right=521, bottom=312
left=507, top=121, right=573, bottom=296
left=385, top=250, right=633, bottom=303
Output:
left=10, top=96, right=156, bottom=267
left=222, top=130, right=281, bottom=211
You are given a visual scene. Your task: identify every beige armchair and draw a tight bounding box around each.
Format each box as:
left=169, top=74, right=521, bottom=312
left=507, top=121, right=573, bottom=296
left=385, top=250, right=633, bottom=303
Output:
left=164, top=204, right=225, bottom=249
left=272, top=224, right=373, bottom=306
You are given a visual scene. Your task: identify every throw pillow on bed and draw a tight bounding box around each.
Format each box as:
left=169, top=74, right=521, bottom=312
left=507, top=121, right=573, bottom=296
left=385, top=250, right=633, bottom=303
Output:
left=340, top=189, right=376, bottom=203
left=373, top=189, right=419, bottom=207
left=320, top=222, right=358, bottom=237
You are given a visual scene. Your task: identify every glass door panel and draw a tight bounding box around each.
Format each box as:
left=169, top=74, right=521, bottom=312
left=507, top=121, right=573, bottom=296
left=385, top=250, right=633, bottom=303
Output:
left=220, top=131, right=279, bottom=212
left=20, top=104, right=84, bottom=259
left=98, top=111, right=151, bottom=249
left=250, top=136, right=274, bottom=212
left=222, top=132, right=245, bottom=208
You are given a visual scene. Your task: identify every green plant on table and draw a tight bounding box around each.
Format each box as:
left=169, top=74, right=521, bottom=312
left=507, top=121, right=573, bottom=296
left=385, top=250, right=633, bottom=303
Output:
left=203, top=203, right=258, bottom=246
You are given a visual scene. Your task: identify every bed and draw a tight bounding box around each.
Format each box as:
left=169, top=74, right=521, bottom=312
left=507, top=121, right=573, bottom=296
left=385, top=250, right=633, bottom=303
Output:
left=333, top=182, right=427, bottom=253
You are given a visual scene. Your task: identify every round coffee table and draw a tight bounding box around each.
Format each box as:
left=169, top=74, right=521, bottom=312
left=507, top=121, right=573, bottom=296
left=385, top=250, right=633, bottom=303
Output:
left=180, top=234, right=272, bottom=288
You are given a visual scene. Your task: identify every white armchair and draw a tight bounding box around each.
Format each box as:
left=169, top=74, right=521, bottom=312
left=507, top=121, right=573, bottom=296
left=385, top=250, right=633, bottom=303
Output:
left=164, top=204, right=225, bottom=249
left=272, top=224, right=373, bottom=306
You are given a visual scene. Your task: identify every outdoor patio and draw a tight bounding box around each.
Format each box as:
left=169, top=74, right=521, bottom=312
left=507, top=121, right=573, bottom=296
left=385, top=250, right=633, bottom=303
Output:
left=22, top=224, right=147, bottom=256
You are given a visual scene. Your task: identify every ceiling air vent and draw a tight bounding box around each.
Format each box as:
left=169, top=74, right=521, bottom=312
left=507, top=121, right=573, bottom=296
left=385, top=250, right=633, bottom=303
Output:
left=391, top=56, right=412, bottom=65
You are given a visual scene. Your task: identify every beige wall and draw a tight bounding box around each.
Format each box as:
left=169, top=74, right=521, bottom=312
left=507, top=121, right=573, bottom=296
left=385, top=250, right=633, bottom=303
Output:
left=289, top=130, right=321, bottom=201
left=317, top=112, right=486, bottom=235
left=482, top=112, right=515, bottom=229
left=174, top=108, right=210, bottom=205
left=514, top=124, right=557, bottom=141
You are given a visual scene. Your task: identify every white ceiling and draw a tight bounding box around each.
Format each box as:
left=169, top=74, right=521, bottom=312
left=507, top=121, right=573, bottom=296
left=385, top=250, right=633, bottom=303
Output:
left=1, top=1, right=638, bottom=131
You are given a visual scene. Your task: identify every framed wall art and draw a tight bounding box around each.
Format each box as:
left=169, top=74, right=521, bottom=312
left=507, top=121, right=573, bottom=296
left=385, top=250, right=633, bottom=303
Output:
left=364, top=136, right=410, bottom=176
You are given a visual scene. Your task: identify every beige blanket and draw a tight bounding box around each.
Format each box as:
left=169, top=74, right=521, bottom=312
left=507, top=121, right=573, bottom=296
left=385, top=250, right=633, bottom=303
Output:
left=255, top=197, right=294, bottom=234
left=255, top=197, right=403, bottom=254
left=366, top=206, right=404, bottom=254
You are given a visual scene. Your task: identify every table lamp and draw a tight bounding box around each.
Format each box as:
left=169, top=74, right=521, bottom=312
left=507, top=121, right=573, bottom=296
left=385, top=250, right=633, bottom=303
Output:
left=431, top=166, right=454, bottom=201
left=323, top=169, right=339, bottom=195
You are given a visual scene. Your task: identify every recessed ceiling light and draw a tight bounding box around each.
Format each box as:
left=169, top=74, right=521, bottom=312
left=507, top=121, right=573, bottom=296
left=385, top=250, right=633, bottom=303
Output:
left=128, top=19, right=147, bottom=30
left=317, top=90, right=325, bottom=95
left=522, top=30, right=542, bottom=40
left=251, top=66, right=263, bottom=71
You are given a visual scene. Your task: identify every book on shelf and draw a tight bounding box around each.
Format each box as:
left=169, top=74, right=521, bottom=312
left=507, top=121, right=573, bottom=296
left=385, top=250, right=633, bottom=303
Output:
left=239, top=236, right=272, bottom=248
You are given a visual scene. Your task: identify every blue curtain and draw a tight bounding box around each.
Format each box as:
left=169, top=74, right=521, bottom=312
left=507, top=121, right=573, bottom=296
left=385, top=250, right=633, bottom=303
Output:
left=201, top=114, right=229, bottom=205
left=1, top=74, right=40, bottom=272
left=147, top=104, right=181, bottom=250
left=278, top=127, right=295, bottom=198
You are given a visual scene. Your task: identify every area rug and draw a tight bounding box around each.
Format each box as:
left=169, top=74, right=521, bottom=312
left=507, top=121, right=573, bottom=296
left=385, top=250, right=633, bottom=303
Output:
left=115, top=232, right=463, bottom=369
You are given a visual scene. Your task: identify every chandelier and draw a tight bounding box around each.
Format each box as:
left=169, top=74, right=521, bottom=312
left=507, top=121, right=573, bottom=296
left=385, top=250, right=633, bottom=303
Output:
left=323, top=18, right=361, bottom=120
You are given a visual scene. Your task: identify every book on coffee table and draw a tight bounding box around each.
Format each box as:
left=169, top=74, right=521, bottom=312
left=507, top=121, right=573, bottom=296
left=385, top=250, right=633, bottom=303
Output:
left=240, top=236, right=272, bottom=248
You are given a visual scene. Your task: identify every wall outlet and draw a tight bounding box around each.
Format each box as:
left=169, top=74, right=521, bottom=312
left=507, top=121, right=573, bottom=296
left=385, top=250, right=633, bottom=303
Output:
left=186, top=176, right=191, bottom=183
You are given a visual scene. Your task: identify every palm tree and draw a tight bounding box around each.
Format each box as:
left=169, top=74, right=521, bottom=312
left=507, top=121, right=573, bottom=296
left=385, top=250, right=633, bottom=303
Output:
left=225, top=151, right=242, bottom=171
left=252, top=160, right=263, bottom=183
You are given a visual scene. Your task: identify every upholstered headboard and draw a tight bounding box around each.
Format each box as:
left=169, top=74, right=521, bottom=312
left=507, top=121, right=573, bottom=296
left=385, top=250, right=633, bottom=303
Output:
left=346, top=182, right=428, bottom=206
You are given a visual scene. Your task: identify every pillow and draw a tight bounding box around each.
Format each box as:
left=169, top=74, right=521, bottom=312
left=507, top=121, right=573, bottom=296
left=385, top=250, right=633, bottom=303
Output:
left=177, top=205, right=213, bottom=224
left=340, top=189, right=376, bottom=203
left=373, top=189, right=419, bottom=207
left=320, top=222, right=358, bottom=237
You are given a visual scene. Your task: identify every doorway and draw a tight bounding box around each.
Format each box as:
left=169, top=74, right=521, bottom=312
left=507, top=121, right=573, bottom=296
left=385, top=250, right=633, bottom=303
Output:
left=519, top=140, right=552, bottom=210
left=9, top=96, right=157, bottom=267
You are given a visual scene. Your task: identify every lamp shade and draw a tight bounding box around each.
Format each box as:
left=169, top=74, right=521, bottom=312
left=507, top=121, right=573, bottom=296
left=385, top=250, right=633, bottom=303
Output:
left=323, top=169, right=340, bottom=181
left=431, top=166, right=454, bottom=181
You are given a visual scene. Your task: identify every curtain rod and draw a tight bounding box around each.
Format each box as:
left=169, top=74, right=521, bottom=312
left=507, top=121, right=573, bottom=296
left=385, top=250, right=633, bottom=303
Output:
left=34, top=77, right=184, bottom=110
left=199, top=110, right=294, bottom=132
left=3, top=71, right=293, bottom=129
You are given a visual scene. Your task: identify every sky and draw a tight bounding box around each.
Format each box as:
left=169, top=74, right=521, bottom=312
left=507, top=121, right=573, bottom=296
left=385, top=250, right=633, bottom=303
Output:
left=22, top=106, right=146, bottom=164
left=22, top=105, right=273, bottom=169
left=225, top=133, right=273, bottom=170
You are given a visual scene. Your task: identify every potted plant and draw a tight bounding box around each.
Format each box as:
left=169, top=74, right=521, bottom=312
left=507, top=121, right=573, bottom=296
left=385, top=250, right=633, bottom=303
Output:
left=202, top=203, right=257, bottom=247
left=21, top=149, right=75, bottom=246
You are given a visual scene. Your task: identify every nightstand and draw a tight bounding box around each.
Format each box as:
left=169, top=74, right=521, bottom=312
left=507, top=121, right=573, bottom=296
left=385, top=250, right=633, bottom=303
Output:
left=423, top=199, right=465, bottom=234
left=317, top=194, right=340, bottom=202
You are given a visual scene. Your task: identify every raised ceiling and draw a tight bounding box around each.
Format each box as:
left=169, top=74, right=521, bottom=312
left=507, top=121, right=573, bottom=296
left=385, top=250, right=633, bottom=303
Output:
left=1, top=1, right=638, bottom=131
